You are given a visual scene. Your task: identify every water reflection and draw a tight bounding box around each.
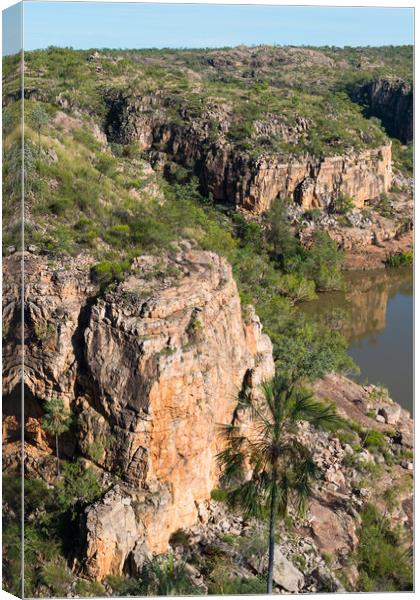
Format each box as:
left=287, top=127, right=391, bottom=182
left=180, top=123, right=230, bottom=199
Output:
left=301, top=268, right=413, bottom=412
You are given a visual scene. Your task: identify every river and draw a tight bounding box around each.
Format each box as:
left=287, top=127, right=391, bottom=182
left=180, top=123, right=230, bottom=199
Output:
left=301, top=268, right=414, bottom=413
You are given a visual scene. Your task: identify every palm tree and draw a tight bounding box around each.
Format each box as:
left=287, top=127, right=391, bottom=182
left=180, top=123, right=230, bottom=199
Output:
left=42, top=397, right=71, bottom=477
left=217, top=374, right=343, bottom=594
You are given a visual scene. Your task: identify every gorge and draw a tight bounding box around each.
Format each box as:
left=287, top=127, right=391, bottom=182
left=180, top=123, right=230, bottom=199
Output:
left=2, top=43, right=414, bottom=596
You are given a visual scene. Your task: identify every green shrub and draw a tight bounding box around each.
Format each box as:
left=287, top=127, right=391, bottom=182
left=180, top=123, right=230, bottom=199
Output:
left=40, top=558, right=74, bottom=596
left=356, top=504, right=413, bottom=591
left=232, top=213, right=265, bottom=251
left=90, top=261, right=129, bottom=287
left=385, top=251, right=413, bottom=268
left=139, top=555, right=201, bottom=596
left=265, top=198, right=298, bottom=266
left=106, top=575, right=142, bottom=596
left=376, top=193, right=393, bottom=218
left=303, top=208, right=323, bottom=220
left=334, top=193, right=355, bottom=215
left=392, top=141, right=413, bottom=177
left=74, top=579, right=106, bottom=597
left=86, top=440, right=105, bottom=463
left=362, top=429, right=387, bottom=452
left=302, top=231, right=344, bottom=291
left=337, top=430, right=358, bottom=445
left=293, top=553, right=307, bottom=570
left=221, top=533, right=240, bottom=546
left=95, top=153, right=117, bottom=180
left=278, top=273, right=317, bottom=303
left=207, top=564, right=266, bottom=595
left=57, top=460, right=102, bottom=515
left=342, top=453, right=358, bottom=468
left=358, top=460, right=384, bottom=476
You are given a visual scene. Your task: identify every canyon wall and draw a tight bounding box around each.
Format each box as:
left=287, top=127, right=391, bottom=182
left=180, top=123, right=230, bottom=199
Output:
left=205, top=143, right=392, bottom=213
left=105, top=92, right=392, bottom=214
left=2, top=245, right=274, bottom=579
left=349, top=78, right=413, bottom=144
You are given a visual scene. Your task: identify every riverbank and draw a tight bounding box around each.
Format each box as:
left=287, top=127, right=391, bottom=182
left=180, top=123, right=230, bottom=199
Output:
left=344, top=230, right=413, bottom=270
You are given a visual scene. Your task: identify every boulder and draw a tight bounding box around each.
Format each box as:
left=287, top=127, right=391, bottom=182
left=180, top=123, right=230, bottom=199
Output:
left=379, top=404, right=401, bottom=425
left=83, top=487, right=138, bottom=580
left=272, top=546, right=304, bottom=592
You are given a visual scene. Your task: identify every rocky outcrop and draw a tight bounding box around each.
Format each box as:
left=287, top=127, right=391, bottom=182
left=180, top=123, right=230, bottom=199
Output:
left=314, top=374, right=413, bottom=448
left=2, top=244, right=274, bottom=580
left=3, top=253, right=97, bottom=407
left=80, top=245, right=274, bottom=578
left=104, top=92, right=392, bottom=214
left=233, top=144, right=392, bottom=212
left=349, top=78, right=413, bottom=143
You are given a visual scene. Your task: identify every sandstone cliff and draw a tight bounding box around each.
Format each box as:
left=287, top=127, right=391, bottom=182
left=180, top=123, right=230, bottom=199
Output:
left=105, top=92, right=392, bottom=214
left=2, top=244, right=274, bottom=579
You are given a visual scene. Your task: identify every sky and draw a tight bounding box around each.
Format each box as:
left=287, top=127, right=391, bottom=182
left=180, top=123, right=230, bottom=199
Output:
left=2, top=2, right=415, bottom=56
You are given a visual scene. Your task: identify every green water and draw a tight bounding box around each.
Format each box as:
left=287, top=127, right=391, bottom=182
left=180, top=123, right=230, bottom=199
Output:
left=301, top=268, right=413, bottom=413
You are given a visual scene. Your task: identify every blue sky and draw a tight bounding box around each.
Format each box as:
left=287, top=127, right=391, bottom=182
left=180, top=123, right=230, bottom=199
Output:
left=2, top=2, right=414, bottom=55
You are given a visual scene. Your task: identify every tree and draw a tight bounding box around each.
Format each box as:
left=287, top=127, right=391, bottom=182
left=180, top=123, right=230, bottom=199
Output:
left=300, top=231, right=344, bottom=291
left=30, top=105, right=49, bottom=154
left=264, top=199, right=298, bottom=267
left=273, top=315, right=357, bottom=386
left=218, top=374, right=343, bottom=594
left=42, top=398, right=71, bottom=476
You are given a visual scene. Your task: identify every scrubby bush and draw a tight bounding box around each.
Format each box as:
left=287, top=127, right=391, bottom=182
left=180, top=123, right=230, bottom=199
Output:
left=90, top=261, right=129, bottom=287
left=138, top=555, right=201, bottom=596
left=385, top=251, right=413, bottom=268
left=57, top=460, right=102, bottom=515
left=277, top=273, right=317, bottom=303
left=376, top=193, right=393, bottom=218
left=362, top=429, right=387, bottom=452
left=40, top=558, right=74, bottom=596
left=207, top=566, right=266, bottom=595
left=274, top=315, right=356, bottom=383
left=106, top=575, right=142, bottom=596
left=334, top=193, right=355, bottom=215
left=265, top=198, right=298, bottom=266
left=356, top=504, right=413, bottom=591
left=305, top=232, right=345, bottom=291
left=74, top=579, right=107, bottom=597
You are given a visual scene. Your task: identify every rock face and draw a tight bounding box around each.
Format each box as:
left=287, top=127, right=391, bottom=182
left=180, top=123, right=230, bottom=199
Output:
left=350, top=78, right=413, bottom=143
left=3, top=253, right=97, bottom=407
left=105, top=92, right=392, bottom=214
left=2, top=245, right=274, bottom=580
left=207, top=144, right=392, bottom=213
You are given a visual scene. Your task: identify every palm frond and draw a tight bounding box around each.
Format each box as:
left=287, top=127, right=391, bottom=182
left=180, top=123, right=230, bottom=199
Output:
left=289, top=388, right=344, bottom=429
left=226, top=474, right=270, bottom=519
left=216, top=446, right=247, bottom=482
